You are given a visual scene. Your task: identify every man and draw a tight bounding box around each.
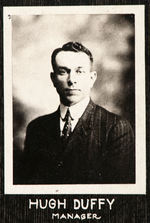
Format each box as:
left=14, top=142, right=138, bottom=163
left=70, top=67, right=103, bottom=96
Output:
left=22, top=42, right=135, bottom=184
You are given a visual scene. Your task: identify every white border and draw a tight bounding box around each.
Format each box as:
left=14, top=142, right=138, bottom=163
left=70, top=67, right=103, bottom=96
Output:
left=4, top=5, right=146, bottom=194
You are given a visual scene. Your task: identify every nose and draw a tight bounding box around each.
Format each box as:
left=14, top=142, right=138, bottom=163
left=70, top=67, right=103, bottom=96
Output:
left=67, top=70, right=77, bottom=86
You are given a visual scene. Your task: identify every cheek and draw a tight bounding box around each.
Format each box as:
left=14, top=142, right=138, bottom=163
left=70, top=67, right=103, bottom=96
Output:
left=79, top=78, right=92, bottom=89
left=55, top=78, right=66, bottom=87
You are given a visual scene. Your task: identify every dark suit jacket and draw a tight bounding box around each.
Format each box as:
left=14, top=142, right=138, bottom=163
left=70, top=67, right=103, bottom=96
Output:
left=20, top=100, right=135, bottom=184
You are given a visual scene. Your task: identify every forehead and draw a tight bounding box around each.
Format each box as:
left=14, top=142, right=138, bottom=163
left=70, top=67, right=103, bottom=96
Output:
left=55, top=51, right=91, bottom=69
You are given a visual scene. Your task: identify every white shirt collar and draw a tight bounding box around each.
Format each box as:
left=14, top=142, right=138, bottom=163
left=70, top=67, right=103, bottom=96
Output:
left=60, top=96, right=90, bottom=120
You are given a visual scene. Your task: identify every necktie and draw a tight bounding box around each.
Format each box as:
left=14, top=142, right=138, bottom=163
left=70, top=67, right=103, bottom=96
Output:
left=62, top=108, right=72, bottom=143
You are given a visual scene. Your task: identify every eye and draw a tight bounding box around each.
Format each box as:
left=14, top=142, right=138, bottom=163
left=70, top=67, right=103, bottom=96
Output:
left=58, top=69, right=67, bottom=75
left=76, top=69, right=85, bottom=74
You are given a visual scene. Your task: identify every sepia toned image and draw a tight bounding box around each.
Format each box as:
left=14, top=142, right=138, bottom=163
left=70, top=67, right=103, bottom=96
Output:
left=4, top=6, right=145, bottom=194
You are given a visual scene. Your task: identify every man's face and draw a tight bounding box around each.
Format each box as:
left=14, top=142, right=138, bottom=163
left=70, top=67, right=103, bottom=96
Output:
left=51, top=51, right=97, bottom=106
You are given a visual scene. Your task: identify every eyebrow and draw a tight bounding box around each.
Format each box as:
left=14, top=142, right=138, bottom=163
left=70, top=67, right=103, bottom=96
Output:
left=76, top=66, right=84, bottom=69
left=56, top=66, right=70, bottom=73
left=57, top=66, right=67, bottom=69
left=58, top=66, right=84, bottom=69
left=57, top=66, right=69, bottom=70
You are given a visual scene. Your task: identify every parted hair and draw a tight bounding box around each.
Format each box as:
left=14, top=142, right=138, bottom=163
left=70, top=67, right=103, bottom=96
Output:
left=51, top=42, right=93, bottom=71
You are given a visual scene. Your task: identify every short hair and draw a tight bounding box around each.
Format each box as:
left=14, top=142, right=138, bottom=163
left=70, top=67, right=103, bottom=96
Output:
left=51, top=42, right=93, bottom=71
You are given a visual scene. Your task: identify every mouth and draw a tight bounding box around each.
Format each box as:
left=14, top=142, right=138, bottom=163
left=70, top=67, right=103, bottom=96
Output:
left=65, top=89, right=80, bottom=95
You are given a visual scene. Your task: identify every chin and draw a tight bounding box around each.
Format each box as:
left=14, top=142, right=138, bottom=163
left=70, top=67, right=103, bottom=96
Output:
left=62, top=96, right=81, bottom=106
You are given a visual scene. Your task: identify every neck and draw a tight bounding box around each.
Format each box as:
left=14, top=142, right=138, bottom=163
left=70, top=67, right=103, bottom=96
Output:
left=60, top=97, right=90, bottom=107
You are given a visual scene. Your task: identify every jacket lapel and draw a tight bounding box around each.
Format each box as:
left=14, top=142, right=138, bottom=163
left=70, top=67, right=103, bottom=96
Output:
left=64, top=100, right=96, bottom=153
left=45, top=109, right=62, bottom=153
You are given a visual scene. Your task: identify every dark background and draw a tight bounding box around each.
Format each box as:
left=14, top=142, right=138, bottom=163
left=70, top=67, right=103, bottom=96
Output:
left=0, top=0, right=150, bottom=222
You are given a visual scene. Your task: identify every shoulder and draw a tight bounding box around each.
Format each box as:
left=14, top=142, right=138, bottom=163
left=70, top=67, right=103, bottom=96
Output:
left=92, top=101, right=133, bottom=134
left=26, top=110, right=59, bottom=131
left=92, top=101, right=120, bottom=124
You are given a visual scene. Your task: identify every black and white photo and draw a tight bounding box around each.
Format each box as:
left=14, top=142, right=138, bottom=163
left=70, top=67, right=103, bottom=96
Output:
left=3, top=6, right=145, bottom=194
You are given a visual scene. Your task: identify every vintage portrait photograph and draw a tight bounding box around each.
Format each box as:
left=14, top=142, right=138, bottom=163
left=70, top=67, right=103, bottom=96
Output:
left=3, top=6, right=145, bottom=194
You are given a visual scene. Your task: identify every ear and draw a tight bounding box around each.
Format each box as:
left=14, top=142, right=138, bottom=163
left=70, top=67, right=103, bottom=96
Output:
left=90, top=71, right=97, bottom=87
left=50, top=72, right=56, bottom=87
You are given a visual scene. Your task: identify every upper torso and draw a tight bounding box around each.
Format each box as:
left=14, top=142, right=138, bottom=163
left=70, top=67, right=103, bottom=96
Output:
left=22, top=100, right=135, bottom=184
